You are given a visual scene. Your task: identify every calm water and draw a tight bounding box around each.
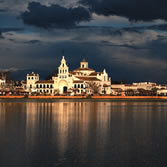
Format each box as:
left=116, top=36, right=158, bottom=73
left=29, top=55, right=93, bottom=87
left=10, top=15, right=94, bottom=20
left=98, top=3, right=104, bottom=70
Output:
left=0, top=100, right=167, bottom=167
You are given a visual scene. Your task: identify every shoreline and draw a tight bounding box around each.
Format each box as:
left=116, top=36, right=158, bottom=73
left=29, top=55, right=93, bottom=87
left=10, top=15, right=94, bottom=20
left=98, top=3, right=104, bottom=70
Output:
left=0, top=95, right=167, bottom=100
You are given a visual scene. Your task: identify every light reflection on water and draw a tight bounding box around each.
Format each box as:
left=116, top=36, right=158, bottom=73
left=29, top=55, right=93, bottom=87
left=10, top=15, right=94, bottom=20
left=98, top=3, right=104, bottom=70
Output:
left=0, top=101, right=167, bottom=167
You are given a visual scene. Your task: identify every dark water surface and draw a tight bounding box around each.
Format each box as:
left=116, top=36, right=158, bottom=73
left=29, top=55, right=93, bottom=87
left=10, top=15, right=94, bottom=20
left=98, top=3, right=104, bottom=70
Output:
left=0, top=100, right=167, bottom=167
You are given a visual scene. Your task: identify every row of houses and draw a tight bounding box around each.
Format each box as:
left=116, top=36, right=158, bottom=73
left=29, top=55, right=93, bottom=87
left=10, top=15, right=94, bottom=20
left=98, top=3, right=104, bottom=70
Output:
left=111, top=82, right=167, bottom=96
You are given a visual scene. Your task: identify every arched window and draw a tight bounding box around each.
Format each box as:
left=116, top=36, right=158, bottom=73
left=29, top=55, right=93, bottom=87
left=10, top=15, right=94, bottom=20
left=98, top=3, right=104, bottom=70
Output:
left=74, top=84, right=77, bottom=88
left=40, top=84, right=42, bottom=88
left=81, top=84, right=83, bottom=88
left=30, top=84, right=32, bottom=88
left=63, top=64, right=64, bottom=67
left=50, top=85, right=53, bottom=88
left=36, top=85, right=39, bottom=88
left=78, top=84, right=80, bottom=88
left=43, top=84, right=45, bottom=88
left=47, top=84, right=49, bottom=88
left=32, top=77, right=33, bottom=80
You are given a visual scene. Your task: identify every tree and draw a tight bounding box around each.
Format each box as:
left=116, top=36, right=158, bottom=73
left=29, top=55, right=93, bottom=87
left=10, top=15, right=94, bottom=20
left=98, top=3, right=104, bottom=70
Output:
left=54, top=89, right=60, bottom=95
left=151, top=88, right=158, bottom=96
left=87, top=82, right=101, bottom=95
left=125, top=89, right=135, bottom=96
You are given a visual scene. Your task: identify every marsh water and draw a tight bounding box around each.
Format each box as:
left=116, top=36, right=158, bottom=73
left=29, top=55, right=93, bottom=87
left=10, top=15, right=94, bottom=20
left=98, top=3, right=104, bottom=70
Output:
left=0, top=99, right=167, bottom=167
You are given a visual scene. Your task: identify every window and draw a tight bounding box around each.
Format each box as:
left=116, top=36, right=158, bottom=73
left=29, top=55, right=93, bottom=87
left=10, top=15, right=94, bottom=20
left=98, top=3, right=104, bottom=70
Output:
left=30, top=84, right=32, bottom=88
left=50, top=85, right=53, bottom=88
left=28, top=77, right=30, bottom=80
left=47, top=84, right=49, bottom=88
left=32, top=77, right=33, bottom=80
left=82, top=65, right=84, bottom=68
left=63, top=64, right=64, bottom=67
left=81, top=84, right=83, bottom=88
left=43, top=85, right=45, bottom=88
left=36, top=85, right=39, bottom=88
left=78, top=84, right=80, bottom=88
left=74, top=84, right=76, bottom=88
left=40, top=84, right=42, bottom=88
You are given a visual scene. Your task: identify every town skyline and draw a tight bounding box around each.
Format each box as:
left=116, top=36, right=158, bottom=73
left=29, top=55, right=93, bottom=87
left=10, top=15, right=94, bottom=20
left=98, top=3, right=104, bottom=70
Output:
left=0, top=53, right=167, bottom=84
left=2, top=55, right=167, bottom=97
left=1, top=0, right=167, bottom=83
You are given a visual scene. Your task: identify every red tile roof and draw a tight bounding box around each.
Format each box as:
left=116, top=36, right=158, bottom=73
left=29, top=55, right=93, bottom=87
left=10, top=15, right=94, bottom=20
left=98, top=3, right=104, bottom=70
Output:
left=69, top=71, right=78, bottom=75
left=103, top=84, right=110, bottom=87
left=36, top=80, right=54, bottom=84
left=74, top=68, right=95, bottom=71
left=73, top=80, right=84, bottom=83
left=76, top=76, right=101, bottom=81
left=89, top=72, right=102, bottom=76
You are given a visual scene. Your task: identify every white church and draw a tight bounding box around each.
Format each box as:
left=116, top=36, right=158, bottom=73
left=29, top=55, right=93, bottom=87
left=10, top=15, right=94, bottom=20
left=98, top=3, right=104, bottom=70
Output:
left=26, top=56, right=111, bottom=95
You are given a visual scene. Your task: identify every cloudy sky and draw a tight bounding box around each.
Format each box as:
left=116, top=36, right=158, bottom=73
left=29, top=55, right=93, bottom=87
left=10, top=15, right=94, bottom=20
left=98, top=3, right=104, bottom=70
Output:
left=1, top=0, right=167, bottom=83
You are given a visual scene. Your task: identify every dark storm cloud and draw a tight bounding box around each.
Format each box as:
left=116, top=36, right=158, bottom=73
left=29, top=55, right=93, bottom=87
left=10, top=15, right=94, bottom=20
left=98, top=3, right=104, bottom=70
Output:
left=0, top=27, right=23, bottom=39
left=80, top=0, right=167, bottom=21
left=0, top=31, right=3, bottom=38
left=21, top=2, right=91, bottom=28
left=0, top=28, right=23, bottom=32
left=1, top=21, right=167, bottom=83
left=0, top=9, right=6, bottom=12
left=25, top=40, right=41, bottom=44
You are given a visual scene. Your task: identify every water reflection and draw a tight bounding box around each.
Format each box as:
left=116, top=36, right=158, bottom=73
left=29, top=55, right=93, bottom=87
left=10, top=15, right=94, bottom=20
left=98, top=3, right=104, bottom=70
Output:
left=0, top=101, right=167, bottom=167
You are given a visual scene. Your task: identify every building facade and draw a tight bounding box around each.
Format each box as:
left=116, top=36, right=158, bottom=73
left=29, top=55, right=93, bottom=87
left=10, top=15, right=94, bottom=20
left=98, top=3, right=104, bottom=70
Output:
left=0, top=77, right=6, bottom=89
left=111, top=82, right=167, bottom=96
left=26, top=56, right=111, bottom=95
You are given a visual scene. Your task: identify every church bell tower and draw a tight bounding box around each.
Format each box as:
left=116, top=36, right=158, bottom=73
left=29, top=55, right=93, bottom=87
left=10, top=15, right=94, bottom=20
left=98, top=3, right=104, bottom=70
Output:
left=80, top=58, right=88, bottom=69
left=58, top=56, right=69, bottom=79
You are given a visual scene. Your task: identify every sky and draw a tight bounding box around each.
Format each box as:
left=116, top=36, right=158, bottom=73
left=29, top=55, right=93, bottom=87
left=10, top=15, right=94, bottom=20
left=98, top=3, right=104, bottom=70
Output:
left=1, top=0, right=167, bottom=83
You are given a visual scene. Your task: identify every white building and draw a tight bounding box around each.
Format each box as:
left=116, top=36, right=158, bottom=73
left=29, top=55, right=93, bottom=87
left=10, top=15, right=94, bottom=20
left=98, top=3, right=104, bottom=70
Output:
left=157, top=89, right=167, bottom=96
left=111, top=82, right=167, bottom=96
left=0, top=77, right=6, bottom=89
left=26, top=72, right=39, bottom=93
left=26, top=56, right=111, bottom=95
